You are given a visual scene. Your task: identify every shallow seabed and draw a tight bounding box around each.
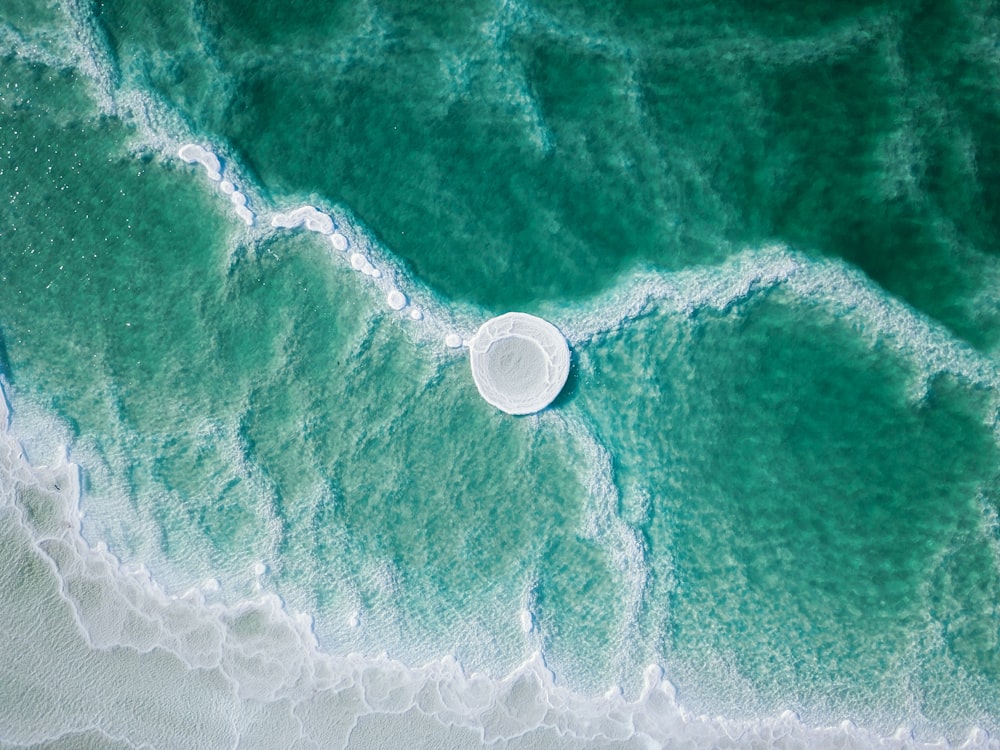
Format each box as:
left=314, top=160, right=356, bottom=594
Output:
left=1, top=0, right=1000, bottom=748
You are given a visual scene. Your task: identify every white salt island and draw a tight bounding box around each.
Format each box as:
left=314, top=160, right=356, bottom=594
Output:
left=468, top=312, right=570, bottom=415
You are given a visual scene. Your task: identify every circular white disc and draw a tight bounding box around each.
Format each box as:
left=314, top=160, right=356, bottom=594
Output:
left=469, top=312, right=570, bottom=415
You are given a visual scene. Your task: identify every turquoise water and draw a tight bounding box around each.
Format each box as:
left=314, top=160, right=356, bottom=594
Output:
left=2, top=0, right=1000, bottom=747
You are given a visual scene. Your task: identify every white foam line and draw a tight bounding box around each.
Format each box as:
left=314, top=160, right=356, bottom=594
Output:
left=560, top=246, right=1000, bottom=407
left=546, top=408, right=649, bottom=679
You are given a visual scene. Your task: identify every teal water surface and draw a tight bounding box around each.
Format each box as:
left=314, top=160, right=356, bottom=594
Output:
left=2, top=0, right=1000, bottom=742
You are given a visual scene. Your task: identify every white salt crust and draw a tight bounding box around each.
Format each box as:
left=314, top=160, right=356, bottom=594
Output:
left=271, top=205, right=335, bottom=235
left=387, top=289, right=407, bottom=311
left=469, top=313, right=570, bottom=415
left=177, top=143, right=255, bottom=226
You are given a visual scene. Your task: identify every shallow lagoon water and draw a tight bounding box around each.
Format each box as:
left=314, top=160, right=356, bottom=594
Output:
left=2, top=1, right=1000, bottom=748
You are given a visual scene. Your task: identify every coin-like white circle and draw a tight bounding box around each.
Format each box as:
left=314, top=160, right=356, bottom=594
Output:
left=469, top=312, right=570, bottom=415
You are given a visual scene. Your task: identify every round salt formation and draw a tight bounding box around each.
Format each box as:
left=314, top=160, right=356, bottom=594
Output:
left=468, top=312, right=570, bottom=415
left=386, top=289, right=407, bottom=310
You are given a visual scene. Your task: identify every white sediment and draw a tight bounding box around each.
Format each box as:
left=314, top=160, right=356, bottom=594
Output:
left=177, top=143, right=256, bottom=226
left=469, top=312, right=571, bottom=415
left=177, top=143, right=221, bottom=181
left=350, top=252, right=370, bottom=272
left=270, top=205, right=335, bottom=235
left=330, top=232, right=349, bottom=251
left=386, top=289, right=407, bottom=311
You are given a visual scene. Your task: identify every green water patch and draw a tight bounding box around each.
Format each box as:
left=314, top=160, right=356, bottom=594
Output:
left=577, top=289, right=1000, bottom=726
left=0, top=0, right=65, bottom=37
left=84, top=0, right=1000, bottom=352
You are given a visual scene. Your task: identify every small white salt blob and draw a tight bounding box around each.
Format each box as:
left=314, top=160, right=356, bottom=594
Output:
left=219, top=179, right=235, bottom=195
left=234, top=205, right=255, bottom=226
left=520, top=608, right=535, bottom=633
left=253, top=562, right=267, bottom=576
left=370, top=268, right=382, bottom=278
left=468, top=312, right=570, bottom=415
left=202, top=578, right=220, bottom=593
left=230, top=191, right=247, bottom=207
left=303, top=212, right=334, bottom=235
left=386, top=289, right=407, bottom=310
left=409, top=308, right=423, bottom=321
left=348, top=610, right=361, bottom=629
left=177, top=143, right=222, bottom=181
left=330, top=232, right=348, bottom=251
left=445, top=333, right=463, bottom=348
left=350, top=252, right=370, bottom=272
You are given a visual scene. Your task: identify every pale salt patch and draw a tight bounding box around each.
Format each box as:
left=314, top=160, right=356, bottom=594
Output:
left=409, top=308, right=423, bottom=321
left=371, top=268, right=382, bottom=278
left=234, top=205, right=255, bottom=226
left=468, top=312, right=570, bottom=415
left=445, top=333, right=463, bottom=349
left=387, top=289, right=407, bottom=310
left=219, top=180, right=235, bottom=196
left=520, top=608, right=534, bottom=633
left=330, top=232, right=348, bottom=251
left=177, top=143, right=221, bottom=181
left=230, top=191, right=247, bottom=207
left=271, top=205, right=335, bottom=234
left=350, top=253, right=369, bottom=271
left=253, top=562, right=267, bottom=577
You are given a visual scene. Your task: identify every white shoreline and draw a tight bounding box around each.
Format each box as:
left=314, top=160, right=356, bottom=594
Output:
left=2, top=380, right=992, bottom=749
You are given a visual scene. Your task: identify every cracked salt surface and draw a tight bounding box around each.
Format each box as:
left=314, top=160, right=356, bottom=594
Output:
left=469, top=312, right=570, bottom=415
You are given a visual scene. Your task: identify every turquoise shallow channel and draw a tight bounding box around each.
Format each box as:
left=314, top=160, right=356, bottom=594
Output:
left=1, top=1, right=1000, bottom=748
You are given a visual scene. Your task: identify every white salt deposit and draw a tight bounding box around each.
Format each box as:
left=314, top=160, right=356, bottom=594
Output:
left=445, top=333, right=464, bottom=349
left=520, top=608, right=535, bottom=633
left=234, top=205, right=254, bottom=226
left=468, top=312, right=570, bottom=415
left=270, top=205, right=335, bottom=235
left=330, top=232, right=349, bottom=251
left=177, top=143, right=221, bottom=181
left=387, top=289, right=407, bottom=311
left=410, top=308, right=423, bottom=321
